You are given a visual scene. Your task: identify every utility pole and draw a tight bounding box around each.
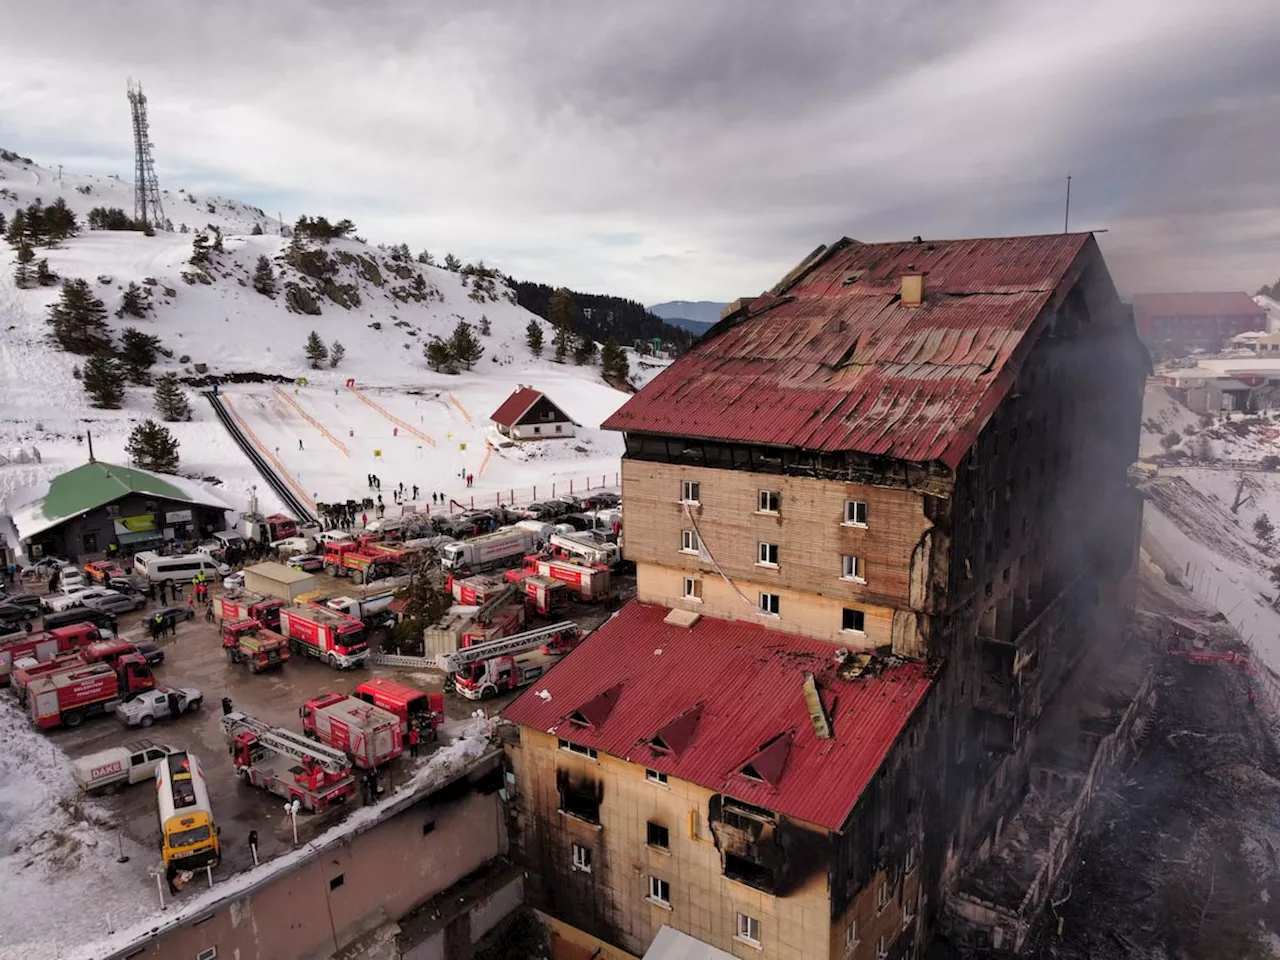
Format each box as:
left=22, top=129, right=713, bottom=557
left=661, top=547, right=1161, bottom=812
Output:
left=1064, top=173, right=1072, bottom=233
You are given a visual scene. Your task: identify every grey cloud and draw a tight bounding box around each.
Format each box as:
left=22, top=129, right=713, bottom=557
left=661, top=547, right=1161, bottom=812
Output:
left=1, top=0, right=1278, bottom=301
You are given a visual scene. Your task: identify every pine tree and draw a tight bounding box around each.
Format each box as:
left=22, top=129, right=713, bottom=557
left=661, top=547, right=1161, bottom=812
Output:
left=602, top=340, right=630, bottom=380
left=154, top=373, right=192, bottom=422
left=48, top=279, right=113, bottom=354
left=479, top=315, right=491, bottom=336
left=553, top=323, right=571, bottom=363
left=424, top=338, right=454, bottom=373
left=443, top=253, right=461, bottom=272
left=252, top=255, right=276, bottom=296
left=21, top=201, right=45, bottom=247
left=0, top=211, right=6, bottom=235
left=3, top=209, right=23, bottom=248
left=548, top=287, right=578, bottom=329
left=82, top=356, right=126, bottom=408
left=190, top=232, right=211, bottom=268
left=573, top=334, right=598, bottom=366
left=1255, top=514, right=1274, bottom=545
left=211, top=227, right=224, bottom=253
left=417, top=250, right=434, bottom=265
left=526, top=320, right=544, bottom=357
left=329, top=340, right=345, bottom=368
left=305, top=331, right=329, bottom=368
left=449, top=320, right=484, bottom=370
left=13, top=242, right=35, bottom=289
left=118, top=282, right=149, bottom=318
left=119, top=327, right=162, bottom=384
left=44, top=197, right=77, bottom=241
left=126, top=419, right=180, bottom=473
left=35, top=259, right=57, bottom=286
left=251, top=223, right=264, bottom=236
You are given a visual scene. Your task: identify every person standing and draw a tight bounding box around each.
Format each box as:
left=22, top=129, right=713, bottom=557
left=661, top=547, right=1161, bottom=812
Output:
left=408, top=725, right=420, bottom=758
left=298, top=439, right=304, bottom=451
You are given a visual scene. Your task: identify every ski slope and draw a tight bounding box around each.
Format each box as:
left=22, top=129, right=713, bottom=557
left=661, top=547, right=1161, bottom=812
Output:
left=0, top=150, right=664, bottom=536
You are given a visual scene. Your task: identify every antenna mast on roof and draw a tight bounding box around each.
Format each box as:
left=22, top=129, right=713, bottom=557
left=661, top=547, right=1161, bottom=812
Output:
left=1063, top=172, right=1072, bottom=234
left=127, top=78, right=168, bottom=231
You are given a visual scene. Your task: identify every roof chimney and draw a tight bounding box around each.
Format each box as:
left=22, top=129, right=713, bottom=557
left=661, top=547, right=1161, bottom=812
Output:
left=900, top=267, right=925, bottom=307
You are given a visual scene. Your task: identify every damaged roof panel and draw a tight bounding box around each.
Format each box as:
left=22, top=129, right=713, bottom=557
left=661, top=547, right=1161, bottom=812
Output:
left=602, top=233, right=1095, bottom=468
left=502, top=601, right=933, bottom=831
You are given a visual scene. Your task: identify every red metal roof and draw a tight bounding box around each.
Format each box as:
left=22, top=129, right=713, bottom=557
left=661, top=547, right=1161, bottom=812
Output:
left=602, top=233, right=1096, bottom=468
left=1132, top=292, right=1265, bottom=327
left=501, top=601, right=933, bottom=832
left=490, top=387, right=543, bottom=427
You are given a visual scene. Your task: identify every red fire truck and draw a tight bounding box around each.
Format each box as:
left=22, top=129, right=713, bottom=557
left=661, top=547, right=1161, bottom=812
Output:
left=352, top=678, right=444, bottom=739
left=299, top=692, right=403, bottom=768
left=221, top=620, right=290, bottom=672
left=449, top=574, right=510, bottom=606
left=278, top=605, right=369, bottom=669
left=439, top=621, right=582, bottom=701
left=211, top=592, right=283, bottom=629
left=507, top=556, right=612, bottom=602
left=0, top=622, right=104, bottom=685
left=11, top=632, right=130, bottom=703
left=29, top=655, right=155, bottom=729
left=220, top=709, right=355, bottom=811
left=521, top=575, right=568, bottom=618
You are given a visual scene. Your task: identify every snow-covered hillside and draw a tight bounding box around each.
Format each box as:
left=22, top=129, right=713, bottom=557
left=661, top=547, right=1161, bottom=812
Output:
left=0, top=150, right=662, bottom=532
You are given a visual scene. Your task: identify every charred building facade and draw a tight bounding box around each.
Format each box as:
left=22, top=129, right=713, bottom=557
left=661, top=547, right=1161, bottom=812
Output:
left=502, top=233, right=1147, bottom=958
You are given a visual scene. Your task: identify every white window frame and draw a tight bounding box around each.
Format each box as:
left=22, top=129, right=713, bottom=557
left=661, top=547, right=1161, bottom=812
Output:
left=757, top=489, right=780, bottom=514
left=905, top=845, right=917, bottom=876
left=557, top=738, right=598, bottom=760
left=844, top=921, right=859, bottom=957
left=876, top=935, right=889, bottom=959
left=682, top=577, right=703, bottom=602
left=571, top=842, right=592, bottom=873
left=735, top=912, right=762, bottom=948
left=756, top=542, right=779, bottom=567
left=648, top=875, right=671, bottom=908
left=758, top=592, right=780, bottom=617
left=646, top=768, right=669, bottom=786
left=876, top=880, right=890, bottom=912
left=680, top=529, right=700, bottom=554
left=681, top=480, right=700, bottom=504
left=841, top=554, right=865, bottom=583
left=842, top=608, right=866, bottom=634
left=843, top=499, right=868, bottom=527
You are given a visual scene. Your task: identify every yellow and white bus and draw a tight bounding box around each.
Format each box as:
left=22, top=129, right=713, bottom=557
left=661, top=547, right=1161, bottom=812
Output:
left=156, top=751, right=220, bottom=875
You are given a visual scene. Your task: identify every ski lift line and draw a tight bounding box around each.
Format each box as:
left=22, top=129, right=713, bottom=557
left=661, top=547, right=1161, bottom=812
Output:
left=436, top=620, right=578, bottom=673
left=448, top=393, right=474, bottom=423
left=272, top=386, right=351, bottom=457
left=346, top=385, right=436, bottom=446
left=205, top=392, right=316, bottom=521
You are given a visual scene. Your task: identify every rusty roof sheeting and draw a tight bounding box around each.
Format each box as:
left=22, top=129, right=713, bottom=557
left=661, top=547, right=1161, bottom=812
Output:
left=603, top=233, right=1095, bottom=467
left=501, top=601, right=933, bottom=832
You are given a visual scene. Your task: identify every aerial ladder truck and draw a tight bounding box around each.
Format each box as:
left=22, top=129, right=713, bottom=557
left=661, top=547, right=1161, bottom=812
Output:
left=441, top=620, right=583, bottom=700
left=220, top=709, right=356, bottom=811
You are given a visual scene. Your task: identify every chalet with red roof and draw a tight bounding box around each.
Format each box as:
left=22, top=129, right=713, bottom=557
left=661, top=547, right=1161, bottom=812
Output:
left=502, top=233, right=1148, bottom=958
left=489, top=386, right=578, bottom=440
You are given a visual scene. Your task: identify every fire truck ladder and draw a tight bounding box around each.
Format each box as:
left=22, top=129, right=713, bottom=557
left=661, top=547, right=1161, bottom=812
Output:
left=473, top=584, right=518, bottom=623
left=220, top=711, right=349, bottom=774
left=437, top=620, right=579, bottom=674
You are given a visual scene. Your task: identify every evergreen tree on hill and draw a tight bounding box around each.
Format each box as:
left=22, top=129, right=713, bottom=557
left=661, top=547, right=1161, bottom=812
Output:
left=43, top=197, right=77, bottom=242
left=13, top=242, right=34, bottom=289
left=118, top=282, right=150, bottom=318
left=48, top=279, right=113, bottom=354
left=443, top=253, right=461, bottom=272
left=3, top=209, right=23, bottom=248
left=424, top=337, right=455, bottom=373
left=154, top=373, right=192, bottom=422
left=35, top=259, right=57, bottom=286
left=0, top=211, right=6, bottom=235
left=512, top=278, right=693, bottom=353
left=479, top=315, right=491, bottom=336
left=82, top=356, right=126, bottom=409
left=20, top=201, right=45, bottom=247
left=251, top=223, right=264, bottom=236
left=548, top=287, right=578, bottom=330
left=329, top=340, right=346, bottom=368
left=305, top=331, right=329, bottom=368
left=526, top=320, right=544, bottom=357
left=126, top=419, right=180, bottom=473
left=119, top=327, right=162, bottom=384
left=417, top=250, right=434, bottom=265
left=252, top=255, right=276, bottom=296
left=553, top=323, right=571, bottom=363
left=573, top=333, right=598, bottom=366
left=449, top=320, right=484, bottom=371
left=602, top=340, right=629, bottom=380
left=189, top=232, right=211, bottom=268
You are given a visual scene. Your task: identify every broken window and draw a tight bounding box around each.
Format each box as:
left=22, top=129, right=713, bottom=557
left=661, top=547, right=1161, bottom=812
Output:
left=571, top=843, right=591, bottom=873
left=724, top=851, right=776, bottom=891
left=842, top=608, right=866, bottom=633
left=557, top=772, right=602, bottom=824
left=647, top=821, right=670, bottom=849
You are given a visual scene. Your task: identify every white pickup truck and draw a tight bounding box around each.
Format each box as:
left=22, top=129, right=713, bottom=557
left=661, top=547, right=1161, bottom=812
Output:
left=116, top=686, right=203, bottom=727
left=71, top=740, right=179, bottom=794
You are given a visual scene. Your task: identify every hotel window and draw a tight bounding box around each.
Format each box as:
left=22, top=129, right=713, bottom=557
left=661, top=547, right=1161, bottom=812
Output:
left=842, top=608, right=866, bottom=633
left=841, top=555, right=865, bottom=582
left=683, top=577, right=702, bottom=601
left=680, top=529, right=700, bottom=553
left=681, top=480, right=700, bottom=504
left=844, top=921, right=859, bottom=957
left=759, top=593, right=780, bottom=616
left=843, top=500, right=868, bottom=526
left=648, top=876, right=671, bottom=907
left=647, top=821, right=670, bottom=850
left=757, top=542, right=779, bottom=567
left=646, top=768, right=669, bottom=786
left=877, top=880, right=890, bottom=911
left=735, top=913, right=762, bottom=947
left=757, top=490, right=780, bottom=513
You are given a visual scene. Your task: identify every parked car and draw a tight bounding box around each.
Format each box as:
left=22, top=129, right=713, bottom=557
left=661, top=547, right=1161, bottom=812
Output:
left=133, top=640, right=165, bottom=666
left=223, top=572, right=245, bottom=590
left=194, top=541, right=226, bottom=561
left=28, top=557, right=73, bottom=577
left=42, top=585, right=117, bottom=613
left=116, top=686, right=203, bottom=727
left=272, top=535, right=317, bottom=557
left=286, top=554, right=324, bottom=573
left=84, top=560, right=127, bottom=584
left=40, top=606, right=118, bottom=633
left=107, top=573, right=149, bottom=596
left=55, top=569, right=87, bottom=591
left=0, top=604, right=36, bottom=631
left=152, top=605, right=195, bottom=632
left=83, top=592, right=148, bottom=615
left=0, top=593, right=43, bottom=614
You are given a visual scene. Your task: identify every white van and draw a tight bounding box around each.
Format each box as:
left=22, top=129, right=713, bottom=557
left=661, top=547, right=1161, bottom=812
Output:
left=133, top=551, right=229, bottom=583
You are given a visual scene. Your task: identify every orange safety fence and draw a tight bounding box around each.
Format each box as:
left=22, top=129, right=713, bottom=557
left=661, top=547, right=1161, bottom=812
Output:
left=273, top=386, right=350, bottom=457
left=448, top=393, right=473, bottom=424
left=346, top=385, right=436, bottom=446
left=221, top=395, right=318, bottom=513
left=478, top=439, right=494, bottom=478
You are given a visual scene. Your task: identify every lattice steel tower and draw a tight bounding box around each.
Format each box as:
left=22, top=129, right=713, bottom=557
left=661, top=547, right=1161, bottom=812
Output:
left=127, top=79, right=166, bottom=229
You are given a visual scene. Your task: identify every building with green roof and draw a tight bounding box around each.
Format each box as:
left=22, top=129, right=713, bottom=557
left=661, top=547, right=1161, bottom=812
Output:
left=4, top=460, right=233, bottom=561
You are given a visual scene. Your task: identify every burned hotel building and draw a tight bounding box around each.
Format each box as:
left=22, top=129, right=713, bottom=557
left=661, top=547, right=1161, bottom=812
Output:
left=501, top=233, right=1148, bottom=958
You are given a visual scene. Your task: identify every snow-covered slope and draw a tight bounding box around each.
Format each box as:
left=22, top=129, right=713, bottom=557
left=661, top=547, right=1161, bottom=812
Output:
left=0, top=150, right=662, bottom=528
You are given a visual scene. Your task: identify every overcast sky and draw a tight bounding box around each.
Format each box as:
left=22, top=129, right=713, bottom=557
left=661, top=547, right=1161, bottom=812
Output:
left=1, top=0, right=1278, bottom=303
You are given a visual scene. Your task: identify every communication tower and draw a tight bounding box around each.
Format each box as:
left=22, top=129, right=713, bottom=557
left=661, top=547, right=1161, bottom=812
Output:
left=127, top=79, right=167, bottom=230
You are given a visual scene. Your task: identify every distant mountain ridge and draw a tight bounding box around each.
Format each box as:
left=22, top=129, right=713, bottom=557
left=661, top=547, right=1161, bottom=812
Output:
left=648, top=300, right=730, bottom=334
